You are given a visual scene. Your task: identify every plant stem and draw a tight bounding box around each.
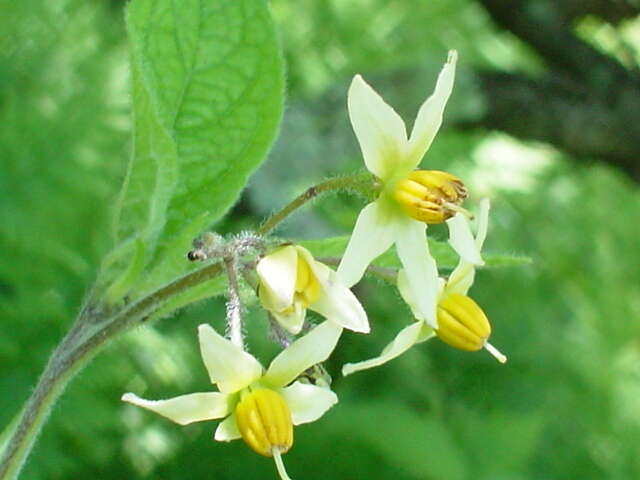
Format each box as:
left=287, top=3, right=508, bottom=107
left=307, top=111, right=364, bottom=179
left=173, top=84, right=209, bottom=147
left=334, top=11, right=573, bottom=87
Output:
left=257, top=171, right=376, bottom=236
left=223, top=255, right=244, bottom=348
left=0, top=259, right=223, bottom=480
left=0, top=173, right=373, bottom=479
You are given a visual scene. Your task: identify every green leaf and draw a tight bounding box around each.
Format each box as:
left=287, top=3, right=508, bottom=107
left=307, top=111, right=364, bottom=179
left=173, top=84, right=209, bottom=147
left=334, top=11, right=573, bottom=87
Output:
left=104, top=238, right=146, bottom=304
left=106, top=0, right=284, bottom=298
left=300, top=235, right=532, bottom=271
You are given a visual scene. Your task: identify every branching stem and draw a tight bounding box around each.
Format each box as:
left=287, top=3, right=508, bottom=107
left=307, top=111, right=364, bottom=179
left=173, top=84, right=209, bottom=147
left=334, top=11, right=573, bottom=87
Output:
left=0, top=172, right=375, bottom=480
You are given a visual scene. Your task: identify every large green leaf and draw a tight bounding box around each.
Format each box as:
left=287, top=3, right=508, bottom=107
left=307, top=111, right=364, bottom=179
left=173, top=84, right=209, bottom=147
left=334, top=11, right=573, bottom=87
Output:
left=107, top=0, right=284, bottom=299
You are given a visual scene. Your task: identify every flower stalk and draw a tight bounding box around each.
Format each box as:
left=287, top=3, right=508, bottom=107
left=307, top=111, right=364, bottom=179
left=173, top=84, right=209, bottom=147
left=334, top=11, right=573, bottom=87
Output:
left=0, top=173, right=363, bottom=480
left=257, top=171, right=378, bottom=236
left=224, top=254, right=245, bottom=348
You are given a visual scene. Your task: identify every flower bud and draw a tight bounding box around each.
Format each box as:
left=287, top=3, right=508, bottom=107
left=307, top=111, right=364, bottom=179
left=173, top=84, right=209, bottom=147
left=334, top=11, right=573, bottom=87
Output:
left=393, top=170, right=467, bottom=224
left=436, top=293, right=506, bottom=363
left=235, top=388, right=294, bottom=457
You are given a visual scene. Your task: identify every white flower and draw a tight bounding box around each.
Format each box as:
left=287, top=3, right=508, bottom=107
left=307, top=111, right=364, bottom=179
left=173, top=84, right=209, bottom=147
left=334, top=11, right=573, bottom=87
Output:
left=343, top=199, right=505, bottom=376
left=337, top=50, right=483, bottom=326
left=257, top=244, right=368, bottom=334
left=122, top=321, right=343, bottom=480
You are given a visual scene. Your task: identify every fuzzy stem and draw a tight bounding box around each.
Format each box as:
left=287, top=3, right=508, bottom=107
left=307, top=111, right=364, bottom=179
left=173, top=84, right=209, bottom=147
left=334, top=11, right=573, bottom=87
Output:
left=0, top=173, right=377, bottom=479
left=0, top=260, right=224, bottom=480
left=257, top=171, right=377, bottom=236
left=224, top=255, right=244, bottom=348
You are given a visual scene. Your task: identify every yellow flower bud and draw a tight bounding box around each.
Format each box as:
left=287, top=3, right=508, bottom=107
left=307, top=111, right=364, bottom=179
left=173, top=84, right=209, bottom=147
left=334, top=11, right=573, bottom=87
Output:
left=393, top=170, right=468, bottom=224
left=235, top=388, right=294, bottom=457
left=436, top=293, right=506, bottom=363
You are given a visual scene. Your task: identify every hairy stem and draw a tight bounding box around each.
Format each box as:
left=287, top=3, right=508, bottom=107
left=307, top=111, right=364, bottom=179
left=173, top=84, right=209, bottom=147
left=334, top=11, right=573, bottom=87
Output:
left=0, top=173, right=372, bottom=479
left=224, top=255, right=244, bottom=348
left=257, top=171, right=377, bottom=236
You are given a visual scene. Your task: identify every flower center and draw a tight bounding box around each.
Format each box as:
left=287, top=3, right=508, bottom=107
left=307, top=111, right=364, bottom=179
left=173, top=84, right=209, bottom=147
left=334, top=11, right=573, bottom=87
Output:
left=436, top=293, right=506, bottom=363
left=392, top=170, right=467, bottom=224
left=235, top=388, right=294, bottom=457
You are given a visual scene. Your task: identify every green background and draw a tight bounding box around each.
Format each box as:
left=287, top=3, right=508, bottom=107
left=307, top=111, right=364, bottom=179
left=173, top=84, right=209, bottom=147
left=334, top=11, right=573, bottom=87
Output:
left=2, top=0, right=640, bottom=479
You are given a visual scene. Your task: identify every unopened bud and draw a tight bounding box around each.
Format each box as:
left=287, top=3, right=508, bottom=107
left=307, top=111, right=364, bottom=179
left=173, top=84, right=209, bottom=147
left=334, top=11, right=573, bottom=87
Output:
left=235, top=388, right=293, bottom=457
left=393, top=170, right=468, bottom=224
left=436, top=293, right=506, bottom=363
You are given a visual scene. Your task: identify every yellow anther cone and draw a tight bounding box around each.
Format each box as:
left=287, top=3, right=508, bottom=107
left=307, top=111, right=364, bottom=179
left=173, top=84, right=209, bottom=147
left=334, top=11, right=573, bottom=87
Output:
left=436, top=293, right=506, bottom=363
left=235, top=389, right=293, bottom=457
left=393, top=170, right=468, bottom=224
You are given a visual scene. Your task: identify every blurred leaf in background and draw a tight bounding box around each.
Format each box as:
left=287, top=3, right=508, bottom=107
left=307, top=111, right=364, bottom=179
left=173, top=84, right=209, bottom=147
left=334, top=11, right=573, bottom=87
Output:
left=2, top=0, right=640, bottom=479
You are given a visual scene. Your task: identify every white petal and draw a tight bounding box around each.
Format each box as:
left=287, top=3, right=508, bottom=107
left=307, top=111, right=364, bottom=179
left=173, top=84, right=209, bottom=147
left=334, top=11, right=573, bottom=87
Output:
left=264, top=321, right=343, bottom=387
left=446, top=213, right=483, bottom=266
left=198, top=324, right=263, bottom=394
left=121, top=392, right=230, bottom=426
left=214, top=413, right=241, bottom=441
left=257, top=246, right=298, bottom=312
left=394, top=220, right=439, bottom=328
left=304, top=259, right=369, bottom=333
left=348, top=75, right=408, bottom=180
left=271, top=303, right=306, bottom=335
left=337, top=200, right=397, bottom=287
left=446, top=263, right=475, bottom=296
left=397, top=269, right=423, bottom=320
left=446, top=199, right=490, bottom=295
left=407, top=50, right=457, bottom=165
left=342, top=322, right=434, bottom=376
left=280, top=382, right=338, bottom=425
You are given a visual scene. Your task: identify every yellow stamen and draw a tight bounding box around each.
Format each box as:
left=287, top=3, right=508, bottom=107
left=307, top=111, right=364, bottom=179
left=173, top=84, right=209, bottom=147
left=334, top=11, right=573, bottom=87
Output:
left=393, top=169, right=468, bottom=224
left=235, top=389, right=293, bottom=457
left=436, top=293, right=506, bottom=363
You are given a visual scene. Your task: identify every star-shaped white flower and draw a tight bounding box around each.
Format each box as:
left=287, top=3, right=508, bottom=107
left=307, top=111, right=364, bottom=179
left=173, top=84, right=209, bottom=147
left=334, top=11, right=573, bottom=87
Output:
left=343, top=199, right=504, bottom=376
left=337, top=50, right=483, bottom=326
left=122, top=321, right=342, bottom=479
left=257, top=244, right=368, bottom=334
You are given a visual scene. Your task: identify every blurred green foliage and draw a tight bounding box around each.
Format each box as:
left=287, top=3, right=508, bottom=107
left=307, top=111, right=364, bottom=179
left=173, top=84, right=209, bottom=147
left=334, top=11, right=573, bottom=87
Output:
left=2, top=0, right=640, bottom=479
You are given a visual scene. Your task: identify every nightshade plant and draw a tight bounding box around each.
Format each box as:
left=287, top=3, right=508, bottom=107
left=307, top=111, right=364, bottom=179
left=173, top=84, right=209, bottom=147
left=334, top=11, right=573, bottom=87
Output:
left=0, top=1, right=525, bottom=479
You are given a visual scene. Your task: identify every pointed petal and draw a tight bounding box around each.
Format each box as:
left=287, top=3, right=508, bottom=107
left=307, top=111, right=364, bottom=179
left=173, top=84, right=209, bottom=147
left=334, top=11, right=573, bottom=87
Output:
left=121, top=392, right=231, bottom=426
left=397, top=269, right=423, bottom=320
left=302, top=254, right=368, bottom=333
left=198, top=324, right=263, bottom=394
left=264, top=321, right=343, bottom=387
left=280, top=382, right=338, bottom=425
left=446, top=262, right=476, bottom=296
left=447, top=213, right=483, bottom=266
left=342, top=322, right=434, bottom=376
left=446, top=199, right=490, bottom=295
left=394, top=220, right=439, bottom=328
left=337, top=200, right=397, bottom=287
left=348, top=74, right=408, bottom=179
left=214, top=413, right=241, bottom=441
left=407, top=50, right=457, bottom=165
left=257, top=246, right=298, bottom=312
